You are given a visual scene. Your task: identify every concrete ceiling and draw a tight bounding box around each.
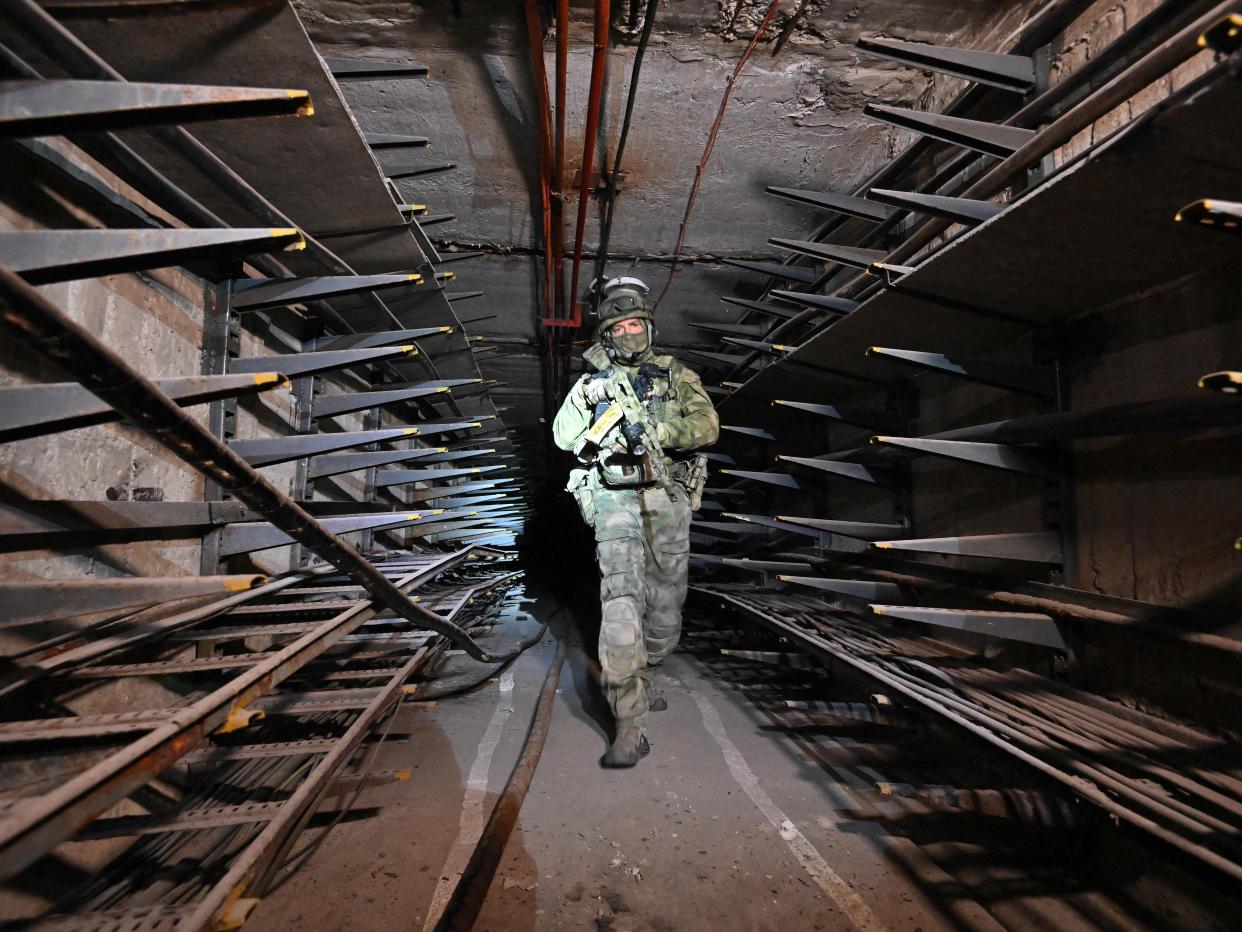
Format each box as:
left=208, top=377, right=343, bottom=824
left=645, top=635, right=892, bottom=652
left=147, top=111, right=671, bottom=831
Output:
left=296, top=0, right=1037, bottom=423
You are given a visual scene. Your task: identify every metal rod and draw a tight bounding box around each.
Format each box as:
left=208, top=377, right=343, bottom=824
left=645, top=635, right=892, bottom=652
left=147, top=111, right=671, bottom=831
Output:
left=0, top=266, right=520, bottom=664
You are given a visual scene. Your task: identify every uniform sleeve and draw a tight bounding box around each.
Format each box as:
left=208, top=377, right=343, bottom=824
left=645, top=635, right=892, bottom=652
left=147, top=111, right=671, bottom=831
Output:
left=552, top=376, right=593, bottom=452
left=659, top=362, right=720, bottom=452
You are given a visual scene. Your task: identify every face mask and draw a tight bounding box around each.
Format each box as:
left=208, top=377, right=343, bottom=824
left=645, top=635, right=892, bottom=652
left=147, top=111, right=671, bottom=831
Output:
left=612, top=330, right=650, bottom=356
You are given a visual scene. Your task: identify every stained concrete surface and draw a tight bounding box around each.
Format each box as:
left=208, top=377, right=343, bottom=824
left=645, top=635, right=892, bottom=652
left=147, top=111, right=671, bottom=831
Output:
left=252, top=584, right=1154, bottom=932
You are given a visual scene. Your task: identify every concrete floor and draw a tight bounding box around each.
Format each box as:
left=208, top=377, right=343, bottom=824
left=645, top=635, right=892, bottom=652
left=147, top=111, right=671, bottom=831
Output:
left=252, top=588, right=1147, bottom=932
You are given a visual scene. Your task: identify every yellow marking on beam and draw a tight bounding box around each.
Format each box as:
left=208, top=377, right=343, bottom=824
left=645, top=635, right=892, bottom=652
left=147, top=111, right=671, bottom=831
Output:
left=252, top=372, right=284, bottom=387
left=288, top=89, right=314, bottom=118
left=872, top=605, right=888, bottom=614
left=405, top=428, right=421, bottom=435
left=217, top=705, right=264, bottom=735
left=227, top=575, right=267, bottom=593
left=437, top=387, right=450, bottom=393
left=874, top=542, right=893, bottom=549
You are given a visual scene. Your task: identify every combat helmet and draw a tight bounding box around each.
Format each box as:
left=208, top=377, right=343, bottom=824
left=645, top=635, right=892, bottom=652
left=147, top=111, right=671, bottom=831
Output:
left=593, top=276, right=654, bottom=364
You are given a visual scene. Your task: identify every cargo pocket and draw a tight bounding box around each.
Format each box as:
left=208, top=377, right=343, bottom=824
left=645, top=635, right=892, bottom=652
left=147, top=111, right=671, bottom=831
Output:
left=565, top=468, right=596, bottom=525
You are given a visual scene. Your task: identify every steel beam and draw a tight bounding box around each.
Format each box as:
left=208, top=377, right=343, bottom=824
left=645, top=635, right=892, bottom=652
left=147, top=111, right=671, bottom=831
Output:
left=867, top=346, right=1055, bottom=398
left=681, top=349, right=757, bottom=370
left=364, top=132, right=430, bottom=148
left=419, top=449, right=499, bottom=464
left=406, top=494, right=505, bottom=509
left=784, top=700, right=911, bottom=728
left=1, top=229, right=303, bottom=285
left=1199, top=371, right=1242, bottom=393
left=719, top=258, right=818, bottom=284
left=1175, top=198, right=1242, bottom=235
left=409, top=481, right=507, bottom=501
left=873, top=531, right=1062, bottom=564
left=0, top=574, right=265, bottom=628
left=385, top=161, right=457, bottom=179
left=863, top=104, right=1036, bottom=158
left=765, top=186, right=892, bottom=221
left=769, top=290, right=859, bottom=315
left=307, top=447, right=445, bottom=480
left=722, top=558, right=813, bottom=574
left=0, top=79, right=313, bottom=137
left=769, top=237, right=887, bottom=270
left=437, top=251, right=484, bottom=264
left=856, top=37, right=1037, bottom=92
left=312, top=327, right=454, bottom=350
left=719, top=295, right=801, bottom=319
left=691, top=520, right=770, bottom=536
left=872, top=435, right=1059, bottom=479
left=230, top=273, right=422, bottom=312
left=373, top=465, right=506, bottom=487
left=0, top=372, right=286, bottom=443
left=721, top=425, right=775, bottom=441
left=311, top=385, right=451, bottom=419
left=230, top=427, right=420, bottom=467
left=324, top=57, right=430, bottom=78
left=777, top=455, right=895, bottom=488
left=771, top=399, right=897, bottom=432
left=870, top=605, right=1066, bottom=649
left=721, top=336, right=797, bottom=355
left=220, top=512, right=442, bottom=556
left=867, top=188, right=1003, bottom=225
left=718, top=469, right=800, bottom=490
left=227, top=345, right=417, bottom=378
left=778, top=576, right=906, bottom=601
left=774, top=516, right=908, bottom=540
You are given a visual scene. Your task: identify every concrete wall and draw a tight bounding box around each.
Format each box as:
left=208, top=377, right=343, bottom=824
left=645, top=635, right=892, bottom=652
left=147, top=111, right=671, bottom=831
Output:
left=0, top=145, right=211, bottom=589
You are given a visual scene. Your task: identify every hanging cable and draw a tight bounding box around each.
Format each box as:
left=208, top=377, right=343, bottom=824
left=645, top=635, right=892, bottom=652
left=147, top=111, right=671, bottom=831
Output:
left=656, top=0, right=782, bottom=308
left=590, top=0, right=660, bottom=304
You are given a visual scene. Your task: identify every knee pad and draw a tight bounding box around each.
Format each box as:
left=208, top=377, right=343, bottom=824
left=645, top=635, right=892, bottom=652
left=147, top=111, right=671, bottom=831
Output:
left=601, top=599, right=639, bottom=644
left=602, top=621, right=637, bottom=647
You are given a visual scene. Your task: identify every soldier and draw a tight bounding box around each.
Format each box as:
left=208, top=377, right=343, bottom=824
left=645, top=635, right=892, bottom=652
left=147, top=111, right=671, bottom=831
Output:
left=552, top=277, right=719, bottom=767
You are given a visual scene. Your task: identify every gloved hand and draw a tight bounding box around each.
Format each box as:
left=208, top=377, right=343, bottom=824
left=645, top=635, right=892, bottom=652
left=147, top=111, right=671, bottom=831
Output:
left=583, top=378, right=613, bottom=405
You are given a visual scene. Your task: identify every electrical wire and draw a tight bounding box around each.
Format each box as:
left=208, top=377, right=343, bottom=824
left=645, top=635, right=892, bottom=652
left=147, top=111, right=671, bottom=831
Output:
left=656, top=0, right=783, bottom=308
left=590, top=0, right=661, bottom=303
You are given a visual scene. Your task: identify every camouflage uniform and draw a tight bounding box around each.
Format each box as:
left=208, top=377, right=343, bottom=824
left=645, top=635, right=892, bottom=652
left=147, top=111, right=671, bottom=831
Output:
left=553, top=348, right=719, bottom=731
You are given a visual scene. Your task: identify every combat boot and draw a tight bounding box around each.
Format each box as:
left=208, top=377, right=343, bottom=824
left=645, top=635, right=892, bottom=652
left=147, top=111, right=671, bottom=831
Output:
left=601, top=724, right=650, bottom=768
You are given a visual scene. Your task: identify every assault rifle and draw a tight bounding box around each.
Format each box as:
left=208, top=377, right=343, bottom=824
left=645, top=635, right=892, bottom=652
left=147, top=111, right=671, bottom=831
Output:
left=575, top=369, right=678, bottom=501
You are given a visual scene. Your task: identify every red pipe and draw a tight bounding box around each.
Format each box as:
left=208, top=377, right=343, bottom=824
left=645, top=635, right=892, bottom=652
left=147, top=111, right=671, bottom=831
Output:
left=523, top=0, right=556, bottom=328
left=553, top=0, right=569, bottom=322
left=564, top=0, right=611, bottom=329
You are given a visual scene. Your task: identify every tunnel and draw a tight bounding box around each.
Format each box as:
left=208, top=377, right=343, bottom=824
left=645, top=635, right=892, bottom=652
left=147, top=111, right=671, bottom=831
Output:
left=1, top=0, right=1241, bottom=928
